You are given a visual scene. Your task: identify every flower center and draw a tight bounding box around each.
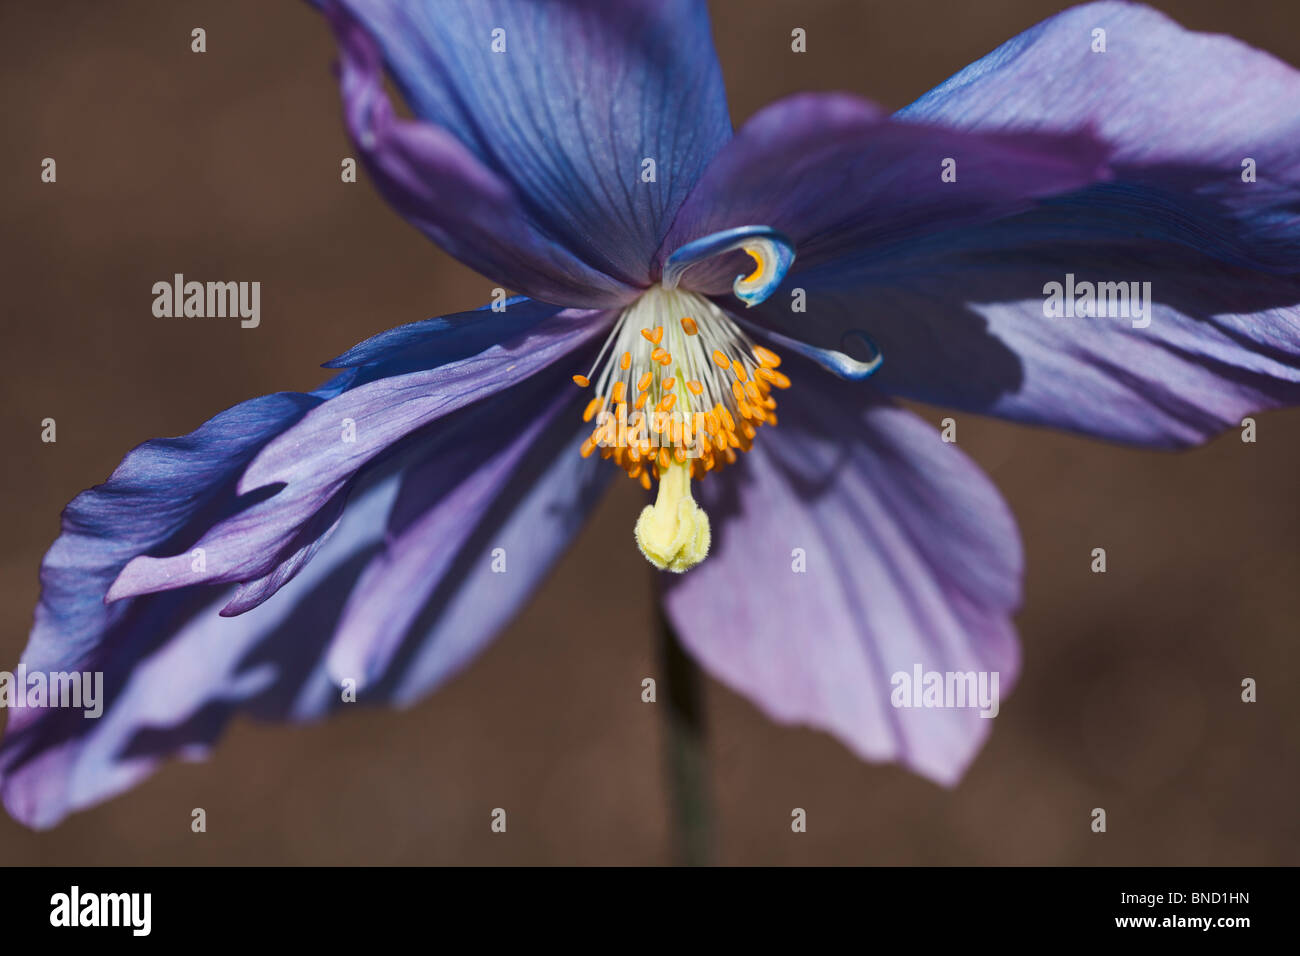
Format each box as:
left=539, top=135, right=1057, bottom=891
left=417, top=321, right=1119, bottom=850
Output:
left=571, top=284, right=790, bottom=572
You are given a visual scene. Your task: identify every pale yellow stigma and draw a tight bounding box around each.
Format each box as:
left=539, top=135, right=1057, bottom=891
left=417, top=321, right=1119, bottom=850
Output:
left=634, top=458, right=711, bottom=573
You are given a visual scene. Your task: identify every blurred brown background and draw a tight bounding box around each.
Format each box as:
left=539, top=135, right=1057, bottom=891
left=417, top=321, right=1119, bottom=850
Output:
left=1, top=0, right=1297, bottom=865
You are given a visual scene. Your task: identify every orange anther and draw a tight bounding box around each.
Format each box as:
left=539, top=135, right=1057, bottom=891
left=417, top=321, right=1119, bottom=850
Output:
left=733, top=363, right=749, bottom=383
left=620, top=351, right=631, bottom=371
left=686, top=380, right=703, bottom=395
left=612, top=381, right=626, bottom=403
left=582, top=397, right=601, bottom=422
left=680, top=317, right=698, bottom=335
left=572, top=374, right=590, bottom=387
left=753, top=345, right=781, bottom=368
left=637, top=371, right=653, bottom=392
left=711, top=350, right=730, bottom=370
left=662, top=376, right=676, bottom=391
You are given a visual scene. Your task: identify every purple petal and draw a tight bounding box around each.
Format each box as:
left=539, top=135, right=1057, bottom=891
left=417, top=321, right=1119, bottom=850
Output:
left=898, top=1, right=1300, bottom=272
left=750, top=237, right=1300, bottom=447
left=323, top=0, right=732, bottom=288
left=326, top=4, right=638, bottom=306
left=18, top=392, right=328, bottom=674
left=2, top=367, right=609, bottom=830
left=657, top=91, right=1110, bottom=290
left=731, top=4, right=1300, bottom=447
left=329, top=383, right=613, bottom=704
left=325, top=370, right=582, bottom=687
left=107, top=308, right=609, bottom=606
left=384, top=425, right=608, bottom=708
left=663, top=365, right=1021, bottom=785
left=241, top=309, right=606, bottom=496
left=0, top=391, right=384, bottom=828
left=3, top=295, right=614, bottom=827
left=2, top=457, right=404, bottom=829
left=323, top=296, right=562, bottom=370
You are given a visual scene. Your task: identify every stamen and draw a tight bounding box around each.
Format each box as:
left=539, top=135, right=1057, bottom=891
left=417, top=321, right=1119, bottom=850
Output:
left=577, top=284, right=791, bottom=573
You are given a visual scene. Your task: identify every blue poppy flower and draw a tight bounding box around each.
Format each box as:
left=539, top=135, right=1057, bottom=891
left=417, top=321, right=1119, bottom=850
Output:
left=3, top=0, right=1298, bottom=828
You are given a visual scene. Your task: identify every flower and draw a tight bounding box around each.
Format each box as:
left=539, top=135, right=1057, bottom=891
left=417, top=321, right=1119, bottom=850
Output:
left=3, top=0, right=1298, bottom=829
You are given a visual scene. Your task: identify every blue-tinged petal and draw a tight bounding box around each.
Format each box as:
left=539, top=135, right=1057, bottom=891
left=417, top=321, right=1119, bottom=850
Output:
left=750, top=231, right=1300, bottom=448
left=324, top=296, right=557, bottom=369
left=1, top=460, right=405, bottom=830
left=326, top=4, right=637, bottom=306
left=384, top=419, right=609, bottom=707
left=662, top=225, right=796, bottom=308
left=107, top=308, right=610, bottom=609
left=898, top=1, right=1300, bottom=272
left=325, top=371, right=610, bottom=694
left=18, top=392, right=330, bottom=675
left=657, top=92, right=1110, bottom=288
left=663, top=362, right=1021, bottom=785
left=1, top=298, right=612, bottom=827
left=321, top=0, right=732, bottom=286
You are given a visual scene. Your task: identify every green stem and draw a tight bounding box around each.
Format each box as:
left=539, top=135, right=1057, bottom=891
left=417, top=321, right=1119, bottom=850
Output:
left=657, top=604, right=715, bottom=866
